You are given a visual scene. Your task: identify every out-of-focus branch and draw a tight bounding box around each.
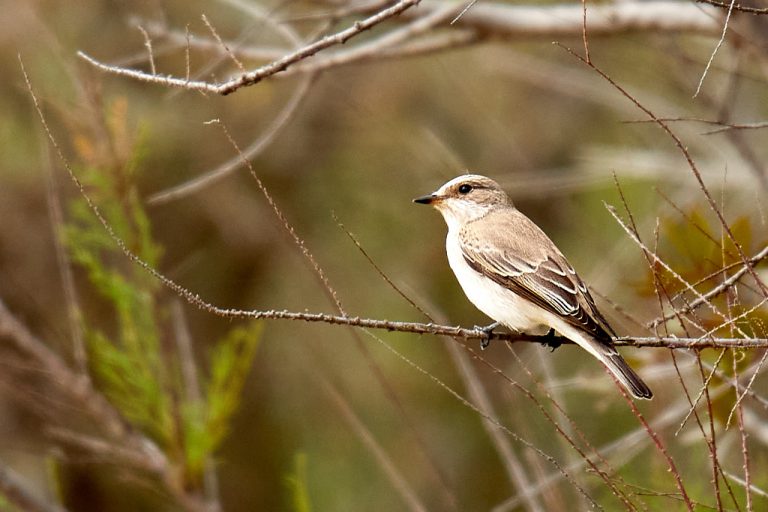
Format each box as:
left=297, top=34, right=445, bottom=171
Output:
left=78, top=1, right=723, bottom=94
left=410, top=0, right=722, bottom=38
left=0, top=299, right=130, bottom=441
left=0, top=458, right=67, bottom=512
left=146, top=72, right=317, bottom=205
left=0, top=298, right=209, bottom=511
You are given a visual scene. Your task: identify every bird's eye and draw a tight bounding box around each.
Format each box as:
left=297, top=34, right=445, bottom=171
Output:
left=458, top=184, right=473, bottom=194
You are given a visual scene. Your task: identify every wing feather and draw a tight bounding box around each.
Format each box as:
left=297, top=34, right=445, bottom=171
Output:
left=459, top=209, right=616, bottom=339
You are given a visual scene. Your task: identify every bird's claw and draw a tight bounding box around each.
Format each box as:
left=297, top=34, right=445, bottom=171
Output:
left=474, top=322, right=500, bottom=350
left=541, top=329, right=563, bottom=352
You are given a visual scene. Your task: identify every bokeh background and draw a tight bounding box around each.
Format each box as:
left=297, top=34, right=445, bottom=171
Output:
left=2, top=0, right=768, bottom=510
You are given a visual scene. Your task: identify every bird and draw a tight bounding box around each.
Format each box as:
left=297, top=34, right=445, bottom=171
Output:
left=413, top=174, right=653, bottom=399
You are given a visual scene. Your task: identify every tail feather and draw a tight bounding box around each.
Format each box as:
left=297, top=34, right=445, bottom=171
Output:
left=574, top=333, right=653, bottom=400
left=604, top=352, right=653, bottom=400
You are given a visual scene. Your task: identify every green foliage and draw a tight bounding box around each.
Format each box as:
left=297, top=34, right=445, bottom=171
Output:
left=64, top=111, right=173, bottom=444
left=63, top=98, right=261, bottom=491
left=182, top=322, right=263, bottom=482
left=285, top=453, right=313, bottom=512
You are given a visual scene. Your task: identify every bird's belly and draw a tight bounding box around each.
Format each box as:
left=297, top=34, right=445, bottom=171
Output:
left=446, top=238, right=548, bottom=334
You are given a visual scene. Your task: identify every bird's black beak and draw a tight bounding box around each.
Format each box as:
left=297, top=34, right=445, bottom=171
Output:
left=413, top=193, right=436, bottom=205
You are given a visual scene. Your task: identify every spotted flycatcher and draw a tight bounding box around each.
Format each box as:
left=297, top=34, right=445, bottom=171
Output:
left=414, top=174, right=652, bottom=399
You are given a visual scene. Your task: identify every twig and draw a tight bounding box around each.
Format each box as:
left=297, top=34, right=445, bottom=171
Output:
left=694, top=0, right=735, bottom=97
left=625, top=117, right=768, bottom=134
left=357, top=328, right=601, bottom=509
left=732, top=349, right=754, bottom=511
left=212, top=120, right=346, bottom=313
left=147, top=73, right=316, bottom=205
left=443, top=330, right=546, bottom=512
left=282, top=2, right=469, bottom=75
left=137, top=25, right=156, bottom=75
left=560, top=42, right=768, bottom=303
left=450, top=0, right=478, bottom=25
left=580, top=0, right=590, bottom=64
left=606, top=202, right=749, bottom=338
left=318, top=375, right=429, bottom=512
left=78, top=0, right=424, bottom=95
left=43, top=138, right=87, bottom=374
left=619, top=388, right=694, bottom=511
left=201, top=13, right=245, bottom=73
left=0, top=457, right=67, bottom=512
left=696, top=0, right=768, bottom=14
left=170, top=301, right=221, bottom=512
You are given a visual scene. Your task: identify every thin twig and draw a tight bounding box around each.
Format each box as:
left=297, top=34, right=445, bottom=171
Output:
left=607, top=202, right=750, bottom=339
left=137, top=25, right=157, bottom=75
left=212, top=120, right=346, bottom=313
left=171, top=301, right=221, bottom=512
left=28, top=59, right=768, bottom=365
left=357, top=328, right=601, bottom=509
left=625, top=117, right=768, bottom=133
left=696, top=0, right=768, bottom=14
left=318, top=375, right=429, bottom=512
left=43, top=139, right=87, bottom=374
left=201, top=13, right=245, bottom=73
left=561, top=42, right=768, bottom=303
left=450, top=0, right=478, bottom=25
left=694, top=0, right=735, bottom=97
left=147, top=73, right=316, bottom=205
left=443, top=328, right=546, bottom=512
left=78, top=0, right=424, bottom=95
left=581, top=0, right=590, bottom=64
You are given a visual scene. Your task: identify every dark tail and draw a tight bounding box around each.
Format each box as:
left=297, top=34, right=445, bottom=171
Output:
left=604, top=352, right=653, bottom=400
left=581, top=336, right=653, bottom=399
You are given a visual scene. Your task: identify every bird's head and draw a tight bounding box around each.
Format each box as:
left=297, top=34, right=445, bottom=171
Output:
left=413, top=174, right=511, bottom=228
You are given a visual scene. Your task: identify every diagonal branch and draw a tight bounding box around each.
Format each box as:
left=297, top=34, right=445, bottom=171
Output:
left=648, top=243, right=768, bottom=328
left=0, top=457, right=67, bottom=512
left=78, top=0, right=424, bottom=95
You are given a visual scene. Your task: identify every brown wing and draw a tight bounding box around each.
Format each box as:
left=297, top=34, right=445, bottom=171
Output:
left=459, top=208, right=616, bottom=341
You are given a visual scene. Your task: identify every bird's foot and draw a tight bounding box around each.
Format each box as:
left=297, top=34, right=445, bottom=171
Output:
left=540, top=329, right=564, bottom=352
left=474, top=321, right=500, bottom=350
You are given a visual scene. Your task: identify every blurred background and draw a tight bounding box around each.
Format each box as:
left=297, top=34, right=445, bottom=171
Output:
left=2, top=0, right=768, bottom=510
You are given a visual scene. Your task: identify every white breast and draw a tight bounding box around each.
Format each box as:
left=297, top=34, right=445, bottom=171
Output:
left=445, top=230, right=550, bottom=335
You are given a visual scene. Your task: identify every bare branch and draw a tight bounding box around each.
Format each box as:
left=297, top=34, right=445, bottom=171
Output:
left=696, top=0, right=768, bottom=14
left=694, top=0, right=735, bottom=97
left=200, top=13, right=245, bottom=73
left=561, top=43, right=768, bottom=302
left=648, top=243, right=768, bottom=328
left=78, top=2, right=723, bottom=95
left=78, top=0, right=424, bottom=95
